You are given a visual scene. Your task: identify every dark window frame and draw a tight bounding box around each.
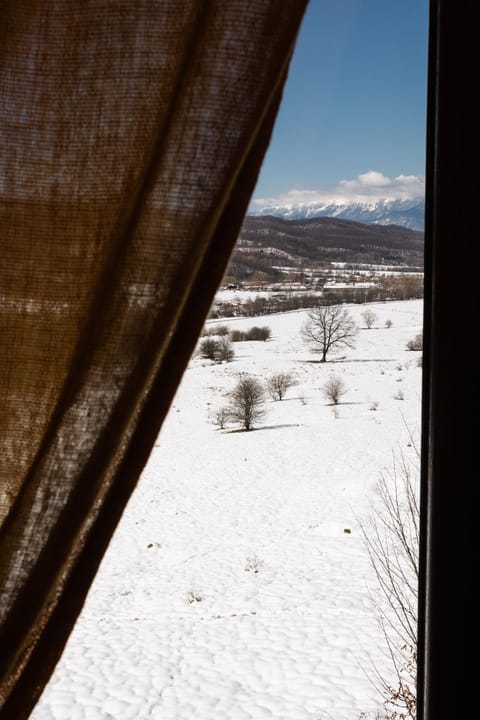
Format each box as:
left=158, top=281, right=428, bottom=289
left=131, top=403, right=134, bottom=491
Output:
left=419, top=1, right=474, bottom=718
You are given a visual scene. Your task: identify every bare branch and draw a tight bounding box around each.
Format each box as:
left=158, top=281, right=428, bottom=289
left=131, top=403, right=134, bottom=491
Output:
left=358, top=446, right=419, bottom=719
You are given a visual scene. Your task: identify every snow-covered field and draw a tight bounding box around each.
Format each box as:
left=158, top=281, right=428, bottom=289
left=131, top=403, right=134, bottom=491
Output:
left=32, top=299, right=423, bottom=720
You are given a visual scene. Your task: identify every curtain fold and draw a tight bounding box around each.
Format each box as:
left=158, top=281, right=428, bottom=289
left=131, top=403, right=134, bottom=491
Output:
left=0, top=2, right=308, bottom=716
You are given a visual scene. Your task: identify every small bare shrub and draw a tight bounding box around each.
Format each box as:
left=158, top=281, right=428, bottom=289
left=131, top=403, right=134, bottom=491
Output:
left=230, top=329, right=247, bottom=342
left=199, top=337, right=234, bottom=362
left=370, top=400, right=380, bottom=411
left=211, top=407, right=230, bottom=430
left=245, top=325, right=271, bottom=341
left=406, top=333, right=423, bottom=351
left=393, top=389, right=405, bottom=400
left=322, top=375, right=347, bottom=405
left=267, top=371, right=296, bottom=401
left=362, top=309, right=378, bottom=329
left=215, top=324, right=230, bottom=336
left=385, top=319, right=393, bottom=328
left=199, top=337, right=219, bottom=360
left=215, top=336, right=234, bottom=362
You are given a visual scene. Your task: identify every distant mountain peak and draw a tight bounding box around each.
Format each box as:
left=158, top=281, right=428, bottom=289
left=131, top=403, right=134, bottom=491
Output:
left=249, top=197, right=425, bottom=231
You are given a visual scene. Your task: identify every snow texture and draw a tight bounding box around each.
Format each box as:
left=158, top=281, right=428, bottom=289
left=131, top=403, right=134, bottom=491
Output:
left=31, top=299, right=423, bottom=720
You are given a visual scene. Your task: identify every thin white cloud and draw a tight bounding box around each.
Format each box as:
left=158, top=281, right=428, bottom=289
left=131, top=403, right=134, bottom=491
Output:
left=253, top=171, right=425, bottom=207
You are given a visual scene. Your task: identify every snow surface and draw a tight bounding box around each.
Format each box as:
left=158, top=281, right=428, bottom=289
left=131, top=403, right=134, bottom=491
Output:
left=31, top=299, right=423, bottom=720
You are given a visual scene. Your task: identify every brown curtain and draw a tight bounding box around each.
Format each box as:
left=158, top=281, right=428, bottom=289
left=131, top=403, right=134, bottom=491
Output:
left=0, top=2, right=308, bottom=717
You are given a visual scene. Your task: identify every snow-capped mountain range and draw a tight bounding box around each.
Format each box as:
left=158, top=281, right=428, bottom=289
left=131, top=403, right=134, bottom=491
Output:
left=249, top=197, right=425, bottom=231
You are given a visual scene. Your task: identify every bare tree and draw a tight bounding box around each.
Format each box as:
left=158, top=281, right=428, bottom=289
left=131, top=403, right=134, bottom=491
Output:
left=266, top=371, right=296, bottom=401
left=301, top=305, right=358, bottom=361
left=215, top=336, right=234, bottom=362
left=362, top=309, right=378, bottom=329
left=210, top=407, right=230, bottom=430
left=198, top=336, right=234, bottom=362
left=322, top=375, right=347, bottom=404
left=227, top=376, right=266, bottom=431
left=199, top=337, right=218, bottom=360
left=359, top=444, right=420, bottom=720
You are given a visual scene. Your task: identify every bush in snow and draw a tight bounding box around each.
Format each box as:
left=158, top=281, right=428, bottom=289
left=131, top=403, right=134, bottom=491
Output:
left=322, top=375, right=348, bottom=405
left=199, top=337, right=219, bottom=360
left=215, top=336, right=234, bottom=363
left=245, top=325, right=272, bottom=341
left=406, top=333, right=423, bottom=351
left=227, top=376, right=266, bottom=431
left=229, top=326, right=271, bottom=342
left=266, top=371, right=296, bottom=401
left=362, top=309, right=377, bottom=329
left=199, top=337, right=234, bottom=363
left=230, top=329, right=247, bottom=342
left=214, top=324, right=231, bottom=336
left=201, top=324, right=230, bottom=337
left=211, top=407, right=231, bottom=430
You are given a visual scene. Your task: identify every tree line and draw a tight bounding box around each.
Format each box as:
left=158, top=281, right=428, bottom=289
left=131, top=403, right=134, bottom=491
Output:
left=209, top=275, right=423, bottom=319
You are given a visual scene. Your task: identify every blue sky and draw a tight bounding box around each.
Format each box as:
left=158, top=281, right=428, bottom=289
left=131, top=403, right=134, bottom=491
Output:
left=252, top=0, right=429, bottom=206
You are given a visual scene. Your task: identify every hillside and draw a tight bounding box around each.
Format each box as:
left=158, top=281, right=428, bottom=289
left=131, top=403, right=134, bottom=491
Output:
left=32, top=300, right=423, bottom=720
left=226, top=215, right=424, bottom=285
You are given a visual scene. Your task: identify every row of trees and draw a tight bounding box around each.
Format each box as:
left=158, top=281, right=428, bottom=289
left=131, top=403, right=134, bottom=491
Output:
left=213, top=371, right=353, bottom=432
left=209, top=292, right=321, bottom=319
left=210, top=275, right=423, bottom=319
left=198, top=325, right=272, bottom=363
left=323, top=275, right=423, bottom=306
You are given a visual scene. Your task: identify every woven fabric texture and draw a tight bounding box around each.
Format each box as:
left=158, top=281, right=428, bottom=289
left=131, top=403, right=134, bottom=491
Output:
left=0, top=2, right=308, bottom=716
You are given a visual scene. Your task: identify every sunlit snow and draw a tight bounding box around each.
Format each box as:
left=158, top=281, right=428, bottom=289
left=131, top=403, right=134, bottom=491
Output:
left=32, top=299, right=423, bottom=720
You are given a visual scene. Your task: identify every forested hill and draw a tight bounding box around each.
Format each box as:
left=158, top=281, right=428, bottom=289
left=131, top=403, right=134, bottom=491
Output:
left=226, top=215, right=423, bottom=283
